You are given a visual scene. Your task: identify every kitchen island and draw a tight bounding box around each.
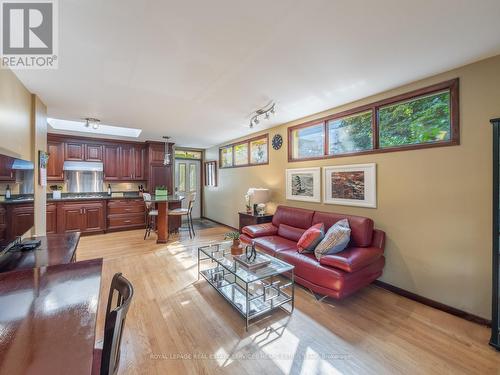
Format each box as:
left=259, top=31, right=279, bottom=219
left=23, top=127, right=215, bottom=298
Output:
left=144, top=195, right=184, bottom=243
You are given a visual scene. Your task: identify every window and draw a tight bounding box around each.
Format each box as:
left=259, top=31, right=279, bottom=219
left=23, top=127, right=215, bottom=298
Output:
left=219, top=134, right=269, bottom=168
left=175, top=150, right=202, bottom=159
left=220, top=146, right=233, bottom=168
left=204, top=161, right=217, bottom=186
left=189, top=164, right=196, bottom=192
left=378, top=90, right=451, bottom=148
left=288, top=79, right=459, bottom=161
left=328, top=110, right=373, bottom=155
left=234, top=142, right=249, bottom=166
left=291, top=123, right=324, bottom=159
left=250, top=137, right=268, bottom=164
left=178, top=163, right=186, bottom=191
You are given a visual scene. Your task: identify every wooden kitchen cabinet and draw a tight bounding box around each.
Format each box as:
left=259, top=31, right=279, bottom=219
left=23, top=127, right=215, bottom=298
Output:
left=107, top=199, right=145, bottom=231
left=64, top=141, right=85, bottom=161
left=46, top=203, right=57, bottom=234
left=47, top=140, right=64, bottom=181
left=85, top=144, right=103, bottom=162
left=8, top=204, right=34, bottom=239
left=103, top=145, right=121, bottom=181
left=133, top=146, right=145, bottom=180
left=119, top=145, right=145, bottom=181
left=119, top=145, right=134, bottom=180
left=0, top=155, right=15, bottom=181
left=57, top=201, right=105, bottom=235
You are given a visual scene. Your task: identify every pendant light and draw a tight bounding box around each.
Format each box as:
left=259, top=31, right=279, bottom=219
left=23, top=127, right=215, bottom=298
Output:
left=163, top=136, right=172, bottom=166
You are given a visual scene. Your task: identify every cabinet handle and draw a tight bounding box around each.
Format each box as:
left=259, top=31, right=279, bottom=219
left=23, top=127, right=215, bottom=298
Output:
left=124, top=220, right=131, bottom=223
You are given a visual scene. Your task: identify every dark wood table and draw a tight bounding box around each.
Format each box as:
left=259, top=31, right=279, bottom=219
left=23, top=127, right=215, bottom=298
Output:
left=0, top=258, right=103, bottom=374
left=0, top=233, right=81, bottom=273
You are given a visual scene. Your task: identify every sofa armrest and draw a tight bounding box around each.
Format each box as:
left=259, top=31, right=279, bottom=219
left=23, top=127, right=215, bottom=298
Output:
left=371, top=229, right=386, bottom=250
left=242, top=223, right=278, bottom=238
left=319, top=247, right=383, bottom=273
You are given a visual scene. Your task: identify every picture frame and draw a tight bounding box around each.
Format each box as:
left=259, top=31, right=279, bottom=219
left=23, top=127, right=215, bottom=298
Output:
left=323, top=163, right=377, bottom=208
left=285, top=167, right=321, bottom=202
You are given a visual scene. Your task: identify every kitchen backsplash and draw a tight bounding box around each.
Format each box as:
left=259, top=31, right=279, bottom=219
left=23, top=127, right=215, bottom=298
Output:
left=47, top=181, right=148, bottom=193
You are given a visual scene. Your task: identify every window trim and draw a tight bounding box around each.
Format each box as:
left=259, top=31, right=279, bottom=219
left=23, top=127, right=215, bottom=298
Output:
left=288, top=78, right=459, bottom=161
left=219, top=134, right=269, bottom=169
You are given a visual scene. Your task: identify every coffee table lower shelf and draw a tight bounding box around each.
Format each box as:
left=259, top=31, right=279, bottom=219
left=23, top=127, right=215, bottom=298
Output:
left=198, top=266, right=294, bottom=330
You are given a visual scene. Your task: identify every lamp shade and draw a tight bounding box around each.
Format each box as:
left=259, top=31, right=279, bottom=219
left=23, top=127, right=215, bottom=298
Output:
left=247, top=188, right=271, bottom=204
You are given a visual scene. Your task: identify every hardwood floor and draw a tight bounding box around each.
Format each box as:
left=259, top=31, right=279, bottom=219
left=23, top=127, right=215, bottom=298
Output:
left=77, top=220, right=500, bottom=375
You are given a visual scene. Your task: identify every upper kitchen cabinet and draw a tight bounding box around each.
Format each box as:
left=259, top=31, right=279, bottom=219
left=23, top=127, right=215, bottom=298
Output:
left=119, top=144, right=145, bottom=181
left=47, top=140, right=64, bottom=181
left=103, top=144, right=121, bottom=181
left=85, top=144, right=103, bottom=162
left=47, top=134, right=157, bottom=183
left=0, top=155, right=15, bottom=181
left=64, top=141, right=85, bottom=161
left=133, top=146, right=145, bottom=180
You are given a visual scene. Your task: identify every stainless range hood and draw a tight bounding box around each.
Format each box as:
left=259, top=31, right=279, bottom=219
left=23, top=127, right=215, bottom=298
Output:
left=63, top=161, right=103, bottom=171
left=63, top=162, right=104, bottom=193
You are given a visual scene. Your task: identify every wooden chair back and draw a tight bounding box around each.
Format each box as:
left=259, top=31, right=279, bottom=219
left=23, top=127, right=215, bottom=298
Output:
left=100, top=273, right=134, bottom=375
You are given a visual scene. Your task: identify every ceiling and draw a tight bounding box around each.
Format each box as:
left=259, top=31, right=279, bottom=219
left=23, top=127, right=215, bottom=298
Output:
left=14, top=0, right=500, bottom=148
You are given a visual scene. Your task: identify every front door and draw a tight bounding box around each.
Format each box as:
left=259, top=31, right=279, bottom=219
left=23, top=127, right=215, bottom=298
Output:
left=175, top=159, right=201, bottom=219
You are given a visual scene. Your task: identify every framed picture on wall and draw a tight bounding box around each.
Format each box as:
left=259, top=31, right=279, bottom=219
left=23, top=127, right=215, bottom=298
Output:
left=323, top=163, right=377, bottom=208
left=285, top=167, right=321, bottom=202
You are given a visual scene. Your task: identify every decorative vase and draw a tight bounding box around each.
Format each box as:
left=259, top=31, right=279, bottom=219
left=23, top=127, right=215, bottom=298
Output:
left=231, top=239, right=243, bottom=255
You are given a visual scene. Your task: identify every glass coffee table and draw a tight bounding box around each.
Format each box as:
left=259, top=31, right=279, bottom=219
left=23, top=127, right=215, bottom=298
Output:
left=198, top=241, right=295, bottom=330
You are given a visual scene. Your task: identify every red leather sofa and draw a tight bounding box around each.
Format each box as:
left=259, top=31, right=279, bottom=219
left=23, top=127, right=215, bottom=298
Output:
left=240, top=205, right=386, bottom=299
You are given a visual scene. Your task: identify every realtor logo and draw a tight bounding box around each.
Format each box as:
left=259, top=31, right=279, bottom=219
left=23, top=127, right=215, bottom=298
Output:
left=1, top=0, right=58, bottom=69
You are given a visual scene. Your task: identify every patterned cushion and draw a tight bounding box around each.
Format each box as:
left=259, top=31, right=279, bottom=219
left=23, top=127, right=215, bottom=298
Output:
left=297, top=223, right=324, bottom=253
left=314, top=219, right=351, bottom=260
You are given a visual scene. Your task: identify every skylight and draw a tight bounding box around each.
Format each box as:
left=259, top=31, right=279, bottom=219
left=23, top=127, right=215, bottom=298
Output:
left=47, top=118, right=142, bottom=138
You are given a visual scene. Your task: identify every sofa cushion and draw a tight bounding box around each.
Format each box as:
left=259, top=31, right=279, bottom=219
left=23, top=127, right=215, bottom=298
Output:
left=297, top=223, right=324, bottom=253
left=272, top=205, right=314, bottom=230
left=276, top=250, right=345, bottom=291
left=253, top=236, right=297, bottom=256
left=312, top=211, right=373, bottom=247
left=319, top=246, right=384, bottom=273
left=314, top=219, right=351, bottom=259
left=278, top=224, right=306, bottom=242
left=242, top=223, right=278, bottom=238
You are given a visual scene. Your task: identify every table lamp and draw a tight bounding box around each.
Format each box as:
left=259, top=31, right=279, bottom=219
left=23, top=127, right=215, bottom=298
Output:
left=247, top=188, right=271, bottom=216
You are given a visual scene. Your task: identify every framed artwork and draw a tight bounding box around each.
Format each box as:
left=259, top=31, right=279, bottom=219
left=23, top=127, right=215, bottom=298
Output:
left=285, top=167, right=321, bottom=202
left=250, top=136, right=268, bottom=164
left=39, top=150, right=49, bottom=186
left=323, top=163, right=376, bottom=208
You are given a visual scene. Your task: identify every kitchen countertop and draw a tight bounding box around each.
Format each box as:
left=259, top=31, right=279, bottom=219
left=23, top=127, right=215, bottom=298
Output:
left=1, top=192, right=184, bottom=204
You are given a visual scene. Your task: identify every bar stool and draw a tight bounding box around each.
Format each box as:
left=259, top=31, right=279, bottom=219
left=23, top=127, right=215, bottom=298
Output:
left=168, top=192, right=196, bottom=239
left=143, top=193, right=158, bottom=240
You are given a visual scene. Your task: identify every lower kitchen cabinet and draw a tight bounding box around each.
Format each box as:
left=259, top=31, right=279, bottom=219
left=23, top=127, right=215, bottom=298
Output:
left=46, top=203, right=57, bottom=234
left=57, top=201, right=106, bottom=235
left=107, top=199, right=145, bottom=231
left=8, top=203, right=34, bottom=239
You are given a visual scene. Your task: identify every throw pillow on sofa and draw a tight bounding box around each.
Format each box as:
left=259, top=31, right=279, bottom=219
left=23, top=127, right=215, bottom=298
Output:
left=314, top=219, right=351, bottom=260
left=297, top=223, right=324, bottom=253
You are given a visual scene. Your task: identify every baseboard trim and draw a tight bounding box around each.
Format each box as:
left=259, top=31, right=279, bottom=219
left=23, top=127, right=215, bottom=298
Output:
left=373, top=280, right=491, bottom=326
left=201, top=216, right=238, bottom=232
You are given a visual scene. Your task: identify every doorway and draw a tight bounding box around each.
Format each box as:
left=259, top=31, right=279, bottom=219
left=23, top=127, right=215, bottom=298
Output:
left=174, top=157, right=201, bottom=219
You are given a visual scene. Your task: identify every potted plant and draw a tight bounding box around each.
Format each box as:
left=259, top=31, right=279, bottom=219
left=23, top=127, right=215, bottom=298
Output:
left=155, top=185, right=168, bottom=197
left=225, top=231, right=243, bottom=255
